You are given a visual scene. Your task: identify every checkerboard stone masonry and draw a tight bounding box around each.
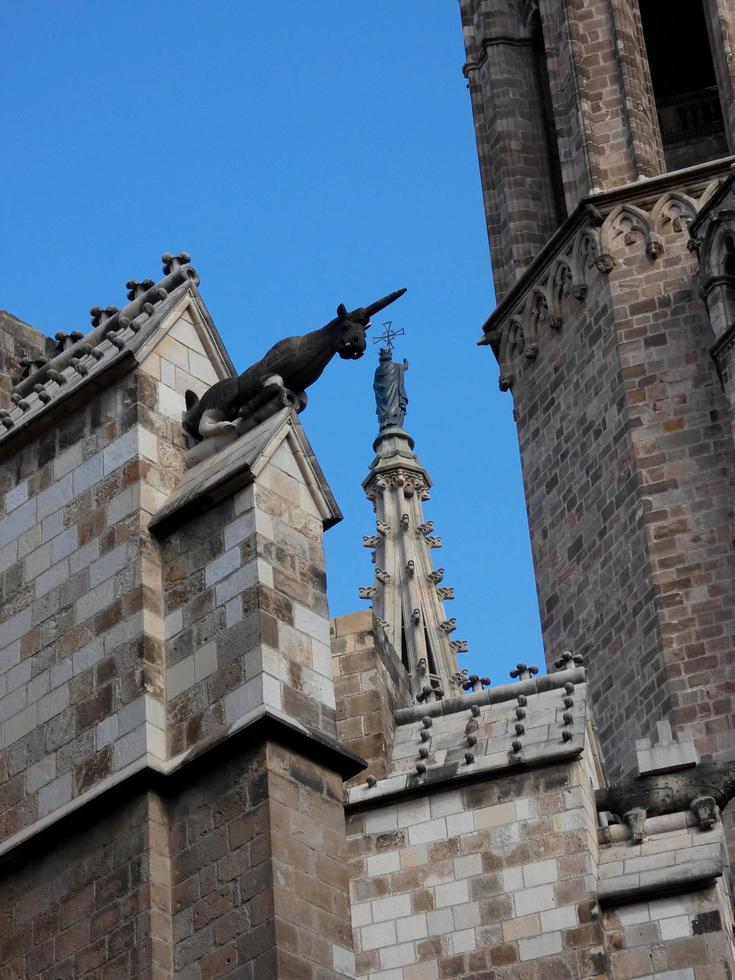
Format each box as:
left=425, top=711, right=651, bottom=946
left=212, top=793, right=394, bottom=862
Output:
left=332, top=611, right=411, bottom=786
left=341, top=658, right=735, bottom=978
left=2, top=258, right=735, bottom=978
left=0, top=302, right=223, bottom=840
left=0, top=281, right=360, bottom=978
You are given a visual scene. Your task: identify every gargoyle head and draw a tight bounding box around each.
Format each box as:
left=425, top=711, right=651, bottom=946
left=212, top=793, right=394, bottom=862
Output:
left=335, top=303, right=369, bottom=360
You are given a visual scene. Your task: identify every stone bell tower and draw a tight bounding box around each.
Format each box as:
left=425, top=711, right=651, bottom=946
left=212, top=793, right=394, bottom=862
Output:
left=460, top=0, right=735, bottom=787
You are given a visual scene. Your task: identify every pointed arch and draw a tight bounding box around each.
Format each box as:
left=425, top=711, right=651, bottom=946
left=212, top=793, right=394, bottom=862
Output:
left=600, top=202, right=652, bottom=254
left=697, top=211, right=735, bottom=339
left=548, top=257, right=574, bottom=324
left=571, top=226, right=606, bottom=291
left=498, top=317, right=522, bottom=391
left=650, top=191, right=698, bottom=235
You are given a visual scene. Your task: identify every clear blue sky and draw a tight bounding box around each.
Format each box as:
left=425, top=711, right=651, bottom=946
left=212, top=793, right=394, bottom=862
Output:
left=2, top=2, right=543, bottom=682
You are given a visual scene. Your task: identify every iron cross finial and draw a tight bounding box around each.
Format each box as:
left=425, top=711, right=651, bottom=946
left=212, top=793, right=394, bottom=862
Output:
left=373, top=321, right=405, bottom=352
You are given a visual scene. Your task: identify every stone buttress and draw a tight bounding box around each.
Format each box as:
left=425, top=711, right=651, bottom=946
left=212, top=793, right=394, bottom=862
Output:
left=0, top=255, right=362, bottom=978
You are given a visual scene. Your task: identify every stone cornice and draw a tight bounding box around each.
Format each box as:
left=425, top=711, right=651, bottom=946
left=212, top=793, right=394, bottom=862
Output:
left=0, top=706, right=365, bottom=869
left=0, top=254, right=236, bottom=450
left=394, top=666, right=586, bottom=723
left=477, top=158, right=735, bottom=392
left=346, top=743, right=583, bottom=813
left=479, top=157, right=735, bottom=341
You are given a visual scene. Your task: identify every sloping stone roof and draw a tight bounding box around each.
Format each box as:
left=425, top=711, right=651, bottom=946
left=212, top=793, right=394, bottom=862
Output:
left=348, top=664, right=590, bottom=808
left=0, top=253, right=234, bottom=449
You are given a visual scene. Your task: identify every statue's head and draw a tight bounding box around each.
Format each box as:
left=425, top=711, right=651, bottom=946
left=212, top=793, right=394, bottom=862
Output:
left=378, top=347, right=392, bottom=362
left=335, top=303, right=369, bottom=360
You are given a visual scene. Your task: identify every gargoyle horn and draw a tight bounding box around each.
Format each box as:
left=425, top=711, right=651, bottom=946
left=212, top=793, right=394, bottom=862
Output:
left=364, top=287, right=407, bottom=319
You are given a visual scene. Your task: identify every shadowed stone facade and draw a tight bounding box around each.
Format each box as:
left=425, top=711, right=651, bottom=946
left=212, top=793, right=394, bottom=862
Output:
left=1, top=3, right=735, bottom=973
left=462, top=0, right=735, bottom=802
left=0, top=251, right=733, bottom=978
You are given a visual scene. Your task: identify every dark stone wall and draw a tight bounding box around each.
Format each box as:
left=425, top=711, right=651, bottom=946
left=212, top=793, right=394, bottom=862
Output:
left=0, top=789, right=153, bottom=978
left=0, top=739, right=354, bottom=979
left=512, top=264, right=669, bottom=782
left=507, top=203, right=735, bottom=789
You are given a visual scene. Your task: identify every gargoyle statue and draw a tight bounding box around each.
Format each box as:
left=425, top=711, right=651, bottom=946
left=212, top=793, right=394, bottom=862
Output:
left=183, top=288, right=406, bottom=443
left=596, top=762, right=735, bottom=842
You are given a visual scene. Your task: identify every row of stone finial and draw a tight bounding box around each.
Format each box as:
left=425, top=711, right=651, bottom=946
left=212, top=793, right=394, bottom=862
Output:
left=362, top=653, right=585, bottom=788
left=415, top=658, right=581, bottom=780
left=7, top=254, right=196, bottom=415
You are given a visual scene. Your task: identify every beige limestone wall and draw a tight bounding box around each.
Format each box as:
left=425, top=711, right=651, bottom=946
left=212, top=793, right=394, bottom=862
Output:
left=347, top=757, right=601, bottom=978
left=332, top=611, right=411, bottom=785
left=160, top=433, right=338, bottom=758
left=0, top=304, right=226, bottom=845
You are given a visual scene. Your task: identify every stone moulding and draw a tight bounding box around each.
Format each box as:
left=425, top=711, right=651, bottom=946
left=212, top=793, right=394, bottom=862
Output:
left=347, top=667, right=589, bottom=811
left=394, top=665, right=586, bottom=723
left=148, top=408, right=342, bottom=538
left=477, top=158, right=733, bottom=393
left=0, top=705, right=365, bottom=869
left=711, top=320, right=735, bottom=384
left=346, top=739, right=584, bottom=813
left=597, top=857, right=723, bottom=906
left=0, top=277, right=234, bottom=456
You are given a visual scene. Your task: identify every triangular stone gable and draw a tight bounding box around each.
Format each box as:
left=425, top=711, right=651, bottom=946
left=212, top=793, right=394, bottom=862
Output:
left=256, top=425, right=338, bottom=525
left=149, top=409, right=342, bottom=537
left=137, top=291, right=234, bottom=424
left=0, top=274, right=234, bottom=451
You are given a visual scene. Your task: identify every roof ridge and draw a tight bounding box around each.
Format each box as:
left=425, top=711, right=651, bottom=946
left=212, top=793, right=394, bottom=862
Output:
left=0, top=254, right=199, bottom=441
left=11, top=252, right=197, bottom=400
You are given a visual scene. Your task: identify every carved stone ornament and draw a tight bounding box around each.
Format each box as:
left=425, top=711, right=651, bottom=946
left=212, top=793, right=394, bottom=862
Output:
left=596, top=763, right=735, bottom=842
left=183, top=288, right=406, bottom=443
left=370, top=469, right=429, bottom=497
left=374, top=348, right=409, bottom=430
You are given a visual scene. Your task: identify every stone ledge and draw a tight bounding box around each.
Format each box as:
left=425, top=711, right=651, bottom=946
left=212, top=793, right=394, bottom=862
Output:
left=394, top=667, right=586, bottom=723
left=149, top=409, right=342, bottom=537
left=597, top=857, right=722, bottom=906
left=479, top=156, right=734, bottom=339
left=346, top=740, right=583, bottom=813
left=0, top=706, right=365, bottom=868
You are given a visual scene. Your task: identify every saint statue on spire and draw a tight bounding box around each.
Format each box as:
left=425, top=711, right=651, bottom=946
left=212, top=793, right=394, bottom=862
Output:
left=373, top=347, right=409, bottom=430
